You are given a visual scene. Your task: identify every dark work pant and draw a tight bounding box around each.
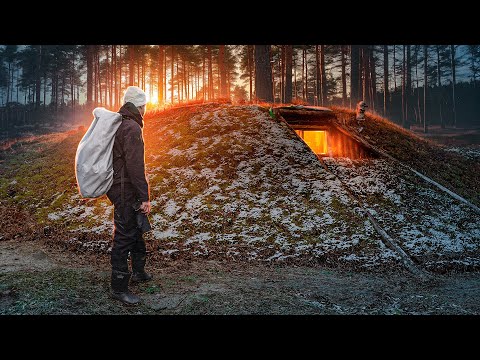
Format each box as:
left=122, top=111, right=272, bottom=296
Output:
left=106, top=182, right=146, bottom=273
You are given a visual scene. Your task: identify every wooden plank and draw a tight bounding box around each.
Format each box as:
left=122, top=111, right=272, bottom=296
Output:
left=318, top=157, right=433, bottom=280
left=277, top=109, right=336, bottom=119
left=276, top=105, right=333, bottom=112
left=289, top=125, right=330, bottom=130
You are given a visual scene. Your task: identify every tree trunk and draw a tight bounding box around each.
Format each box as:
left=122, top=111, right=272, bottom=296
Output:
left=15, top=68, right=19, bottom=102
left=110, top=45, right=114, bottom=108
left=196, top=69, right=199, bottom=100
left=304, top=48, right=309, bottom=103
left=436, top=45, right=444, bottom=128
left=302, top=47, right=306, bottom=102
left=247, top=45, right=253, bottom=102
left=202, top=50, right=205, bottom=100
left=164, top=48, right=167, bottom=103
left=61, top=75, right=65, bottom=110
left=105, top=48, right=110, bottom=107
left=171, top=46, right=175, bottom=103
left=97, top=48, right=102, bottom=106
left=406, top=45, right=411, bottom=128
left=450, top=44, right=457, bottom=128
left=141, top=56, right=144, bottom=90
left=393, top=45, right=397, bottom=92
left=402, top=45, right=406, bottom=127
left=254, top=45, right=273, bottom=102
left=415, top=46, right=421, bottom=125
left=383, top=45, right=389, bottom=116
left=183, top=57, right=187, bottom=101
left=285, top=45, right=293, bottom=104
left=158, top=45, right=164, bottom=104
left=35, top=45, right=42, bottom=110
left=271, top=48, right=275, bottom=103
left=436, top=46, right=442, bottom=87
left=350, top=45, right=360, bottom=108
left=219, top=45, right=227, bottom=98
left=87, top=46, right=94, bottom=108
left=362, top=47, right=368, bottom=103
left=294, top=53, right=297, bottom=100
left=43, top=74, right=46, bottom=110
left=6, top=62, right=10, bottom=104
left=144, top=55, right=147, bottom=92
left=208, top=46, right=213, bottom=100
left=370, top=46, right=376, bottom=111
left=149, top=62, right=153, bottom=102
left=71, top=49, right=75, bottom=116
left=472, top=54, right=477, bottom=88
left=10, top=63, right=14, bottom=105
left=118, top=45, right=122, bottom=107
left=54, top=74, right=59, bottom=113
left=51, top=75, right=54, bottom=109
left=93, top=48, right=98, bottom=106
left=424, top=45, right=428, bottom=134
left=129, top=45, right=135, bottom=86
left=190, top=64, right=193, bottom=100
left=177, top=52, right=181, bottom=102
left=341, top=45, right=347, bottom=107
left=281, top=45, right=285, bottom=103
left=320, top=44, right=326, bottom=105
left=16, top=69, right=19, bottom=105
left=315, top=45, right=320, bottom=105
left=137, top=49, right=141, bottom=87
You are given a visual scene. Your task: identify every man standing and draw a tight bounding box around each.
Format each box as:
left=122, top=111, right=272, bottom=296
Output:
left=106, top=86, right=152, bottom=305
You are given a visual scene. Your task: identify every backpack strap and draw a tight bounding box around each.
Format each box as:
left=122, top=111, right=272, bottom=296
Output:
left=121, top=162, right=125, bottom=210
left=114, top=114, right=127, bottom=209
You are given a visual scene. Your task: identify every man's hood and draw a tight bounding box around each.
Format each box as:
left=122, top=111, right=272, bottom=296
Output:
left=118, top=102, right=144, bottom=128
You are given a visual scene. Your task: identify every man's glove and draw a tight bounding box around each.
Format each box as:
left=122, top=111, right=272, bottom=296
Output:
left=132, top=200, right=152, bottom=233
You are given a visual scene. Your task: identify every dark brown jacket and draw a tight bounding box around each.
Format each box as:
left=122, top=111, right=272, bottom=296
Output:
left=111, top=102, right=149, bottom=202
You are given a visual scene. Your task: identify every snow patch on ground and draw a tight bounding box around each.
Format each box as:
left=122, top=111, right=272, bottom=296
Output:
left=167, top=148, right=183, bottom=157
left=444, top=146, right=480, bottom=161
left=153, top=228, right=180, bottom=240
left=164, top=199, right=181, bottom=217
left=325, top=156, right=480, bottom=265
left=47, top=196, right=113, bottom=235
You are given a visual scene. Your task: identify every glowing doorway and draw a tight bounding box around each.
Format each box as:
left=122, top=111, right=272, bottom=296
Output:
left=295, top=130, right=328, bottom=155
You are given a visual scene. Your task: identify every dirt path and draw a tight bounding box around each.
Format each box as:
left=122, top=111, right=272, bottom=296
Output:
left=1, top=239, right=479, bottom=315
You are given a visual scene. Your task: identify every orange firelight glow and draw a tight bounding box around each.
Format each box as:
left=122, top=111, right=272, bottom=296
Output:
left=295, top=130, right=328, bottom=155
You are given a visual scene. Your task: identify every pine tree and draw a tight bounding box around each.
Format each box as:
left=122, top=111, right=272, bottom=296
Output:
left=383, top=45, right=389, bottom=116
left=350, top=45, right=360, bottom=108
left=285, top=45, right=293, bottom=104
left=254, top=45, right=273, bottom=102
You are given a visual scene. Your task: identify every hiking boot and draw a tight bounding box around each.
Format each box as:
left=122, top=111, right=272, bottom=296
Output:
left=131, top=253, right=153, bottom=283
left=131, top=271, right=153, bottom=283
left=111, top=270, right=140, bottom=305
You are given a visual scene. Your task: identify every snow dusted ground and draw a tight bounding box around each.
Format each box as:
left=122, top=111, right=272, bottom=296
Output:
left=444, top=146, right=480, bottom=161
left=48, top=193, right=112, bottom=234
left=323, top=157, right=480, bottom=270
left=47, top=193, right=113, bottom=252
left=142, top=105, right=399, bottom=267
left=45, top=104, right=478, bottom=271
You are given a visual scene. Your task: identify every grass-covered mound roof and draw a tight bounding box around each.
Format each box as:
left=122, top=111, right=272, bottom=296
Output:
left=0, top=104, right=478, bottom=272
